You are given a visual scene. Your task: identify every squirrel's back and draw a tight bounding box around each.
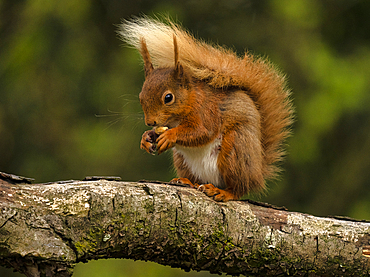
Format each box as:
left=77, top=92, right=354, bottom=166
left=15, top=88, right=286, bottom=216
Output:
left=119, top=16, right=294, bottom=181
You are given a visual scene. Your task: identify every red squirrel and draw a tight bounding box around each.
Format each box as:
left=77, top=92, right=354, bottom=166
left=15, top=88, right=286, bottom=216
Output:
left=119, top=17, right=294, bottom=202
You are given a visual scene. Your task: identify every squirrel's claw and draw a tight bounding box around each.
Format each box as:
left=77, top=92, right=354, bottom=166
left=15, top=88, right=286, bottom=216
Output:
left=140, top=130, right=158, bottom=154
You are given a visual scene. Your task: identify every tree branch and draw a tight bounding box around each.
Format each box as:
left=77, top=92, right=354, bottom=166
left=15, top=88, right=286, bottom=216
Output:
left=0, top=175, right=370, bottom=276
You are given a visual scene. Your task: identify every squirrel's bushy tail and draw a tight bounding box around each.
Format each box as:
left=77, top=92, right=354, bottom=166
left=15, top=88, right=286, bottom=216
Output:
left=119, top=16, right=294, bottom=180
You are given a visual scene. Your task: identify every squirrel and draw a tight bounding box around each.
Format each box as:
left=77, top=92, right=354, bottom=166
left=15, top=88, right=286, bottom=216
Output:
left=119, top=17, right=294, bottom=202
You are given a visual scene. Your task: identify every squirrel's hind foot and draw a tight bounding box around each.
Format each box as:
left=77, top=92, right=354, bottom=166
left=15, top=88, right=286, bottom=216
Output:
left=170, top=178, right=237, bottom=202
left=198, top=184, right=237, bottom=202
left=170, top=177, right=198, bottom=188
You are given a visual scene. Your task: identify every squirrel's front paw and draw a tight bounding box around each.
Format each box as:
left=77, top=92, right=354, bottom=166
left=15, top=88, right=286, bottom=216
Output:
left=156, top=129, right=176, bottom=154
left=140, top=130, right=158, bottom=154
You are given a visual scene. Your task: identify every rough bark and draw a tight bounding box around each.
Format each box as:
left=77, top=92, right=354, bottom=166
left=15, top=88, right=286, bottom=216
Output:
left=0, top=175, right=370, bottom=277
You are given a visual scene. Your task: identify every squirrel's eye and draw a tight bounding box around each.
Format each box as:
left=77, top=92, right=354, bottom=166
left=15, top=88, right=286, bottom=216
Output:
left=163, top=92, right=174, bottom=104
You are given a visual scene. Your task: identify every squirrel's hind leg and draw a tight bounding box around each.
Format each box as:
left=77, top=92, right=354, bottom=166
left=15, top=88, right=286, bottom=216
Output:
left=217, top=126, right=265, bottom=200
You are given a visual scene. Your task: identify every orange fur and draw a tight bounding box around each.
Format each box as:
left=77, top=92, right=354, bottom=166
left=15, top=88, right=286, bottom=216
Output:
left=119, top=17, right=294, bottom=201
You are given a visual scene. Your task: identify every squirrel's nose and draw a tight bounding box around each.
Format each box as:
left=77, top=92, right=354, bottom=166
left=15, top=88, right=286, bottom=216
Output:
left=146, top=120, right=157, bottom=127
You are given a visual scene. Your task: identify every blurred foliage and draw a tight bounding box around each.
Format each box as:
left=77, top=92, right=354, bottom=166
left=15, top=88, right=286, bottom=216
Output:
left=1, top=0, right=370, bottom=276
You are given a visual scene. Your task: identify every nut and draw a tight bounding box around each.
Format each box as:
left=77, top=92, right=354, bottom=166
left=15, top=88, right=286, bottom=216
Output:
left=155, top=126, right=169, bottom=135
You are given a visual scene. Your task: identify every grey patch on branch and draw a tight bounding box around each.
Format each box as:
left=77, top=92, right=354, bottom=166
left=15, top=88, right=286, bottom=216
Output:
left=83, top=176, right=122, bottom=181
left=0, top=171, right=34, bottom=184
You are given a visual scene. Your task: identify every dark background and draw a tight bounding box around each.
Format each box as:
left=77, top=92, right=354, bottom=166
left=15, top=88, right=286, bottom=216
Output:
left=1, top=0, right=370, bottom=276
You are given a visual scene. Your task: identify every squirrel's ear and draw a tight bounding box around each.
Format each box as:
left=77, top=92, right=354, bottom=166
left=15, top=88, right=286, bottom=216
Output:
left=139, top=38, right=154, bottom=78
left=175, top=62, right=185, bottom=81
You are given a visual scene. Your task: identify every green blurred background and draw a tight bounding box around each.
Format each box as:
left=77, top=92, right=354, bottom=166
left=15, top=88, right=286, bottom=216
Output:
left=1, top=0, right=370, bottom=276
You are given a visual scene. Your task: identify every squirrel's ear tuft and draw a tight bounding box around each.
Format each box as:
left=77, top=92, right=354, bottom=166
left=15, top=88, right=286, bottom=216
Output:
left=139, top=38, right=154, bottom=78
left=173, top=35, right=179, bottom=67
left=173, top=35, right=187, bottom=83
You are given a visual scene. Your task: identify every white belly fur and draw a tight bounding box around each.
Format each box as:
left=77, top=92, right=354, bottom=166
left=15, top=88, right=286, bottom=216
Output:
left=174, top=137, right=225, bottom=188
